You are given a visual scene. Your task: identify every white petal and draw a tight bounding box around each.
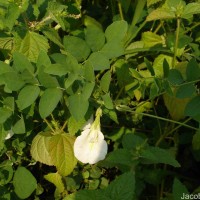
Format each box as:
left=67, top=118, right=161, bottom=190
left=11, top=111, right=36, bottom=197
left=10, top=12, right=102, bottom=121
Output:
left=5, top=129, right=14, bottom=140
left=74, top=129, right=107, bottom=164
left=82, top=115, right=94, bottom=130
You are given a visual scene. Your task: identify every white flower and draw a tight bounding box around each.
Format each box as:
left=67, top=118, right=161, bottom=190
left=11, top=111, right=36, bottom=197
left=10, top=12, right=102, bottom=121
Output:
left=5, top=129, right=14, bottom=140
left=74, top=108, right=107, bottom=164
left=82, top=115, right=94, bottom=130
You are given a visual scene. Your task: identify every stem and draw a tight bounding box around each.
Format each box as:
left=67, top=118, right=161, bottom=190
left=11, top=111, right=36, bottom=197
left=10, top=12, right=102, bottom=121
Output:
left=155, top=118, right=192, bottom=146
left=118, top=2, right=124, bottom=20
left=116, top=105, right=198, bottom=131
left=61, top=120, right=68, bottom=131
left=173, top=17, right=181, bottom=68
left=44, top=118, right=55, bottom=133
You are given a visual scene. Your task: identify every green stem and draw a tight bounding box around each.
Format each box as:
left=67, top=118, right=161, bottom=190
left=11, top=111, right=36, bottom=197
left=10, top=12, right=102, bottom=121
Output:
left=118, top=2, right=124, bottom=20
left=44, top=118, right=55, bottom=133
left=173, top=17, right=181, bottom=68
left=155, top=118, right=192, bottom=146
left=184, top=21, right=200, bottom=34
left=116, top=105, right=198, bottom=131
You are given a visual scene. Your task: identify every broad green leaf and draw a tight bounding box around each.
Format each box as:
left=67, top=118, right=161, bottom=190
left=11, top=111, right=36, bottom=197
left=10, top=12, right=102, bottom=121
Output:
left=102, top=149, right=133, bottom=170
left=83, top=61, right=95, bottom=82
left=85, top=25, right=105, bottom=52
left=0, top=37, right=13, bottom=50
left=102, top=93, right=113, bottom=109
left=3, top=71, right=24, bottom=91
left=17, top=85, right=40, bottom=110
left=49, top=133, right=77, bottom=176
left=142, top=31, right=164, bottom=47
left=141, top=146, right=180, bottom=167
left=186, top=58, right=200, bottom=81
left=68, top=94, right=89, bottom=121
left=31, top=132, right=53, bottom=166
left=37, top=51, right=51, bottom=69
left=44, top=172, right=65, bottom=194
left=185, top=96, right=200, bottom=117
left=83, top=15, right=103, bottom=30
left=42, top=27, right=64, bottom=48
left=82, top=82, right=95, bottom=100
left=38, top=71, right=59, bottom=88
left=105, top=20, right=128, bottom=42
left=13, top=52, right=35, bottom=73
left=68, top=117, right=85, bottom=135
left=168, top=69, right=184, bottom=85
left=163, top=92, right=189, bottom=121
left=192, top=130, right=200, bottom=150
left=63, top=36, right=91, bottom=62
left=4, top=3, right=20, bottom=30
left=100, top=71, right=111, bottom=93
left=173, top=178, right=189, bottom=200
left=39, top=88, right=62, bottom=118
left=14, top=31, right=49, bottom=63
left=12, top=116, right=25, bottom=134
left=89, top=52, right=110, bottom=71
left=176, top=84, right=196, bottom=99
left=105, top=172, right=135, bottom=200
left=44, top=63, right=69, bottom=76
left=64, top=73, right=78, bottom=89
left=13, top=167, right=37, bottom=199
left=182, top=3, right=200, bottom=19
left=0, top=108, right=12, bottom=124
left=147, top=0, right=162, bottom=7
left=122, top=134, right=146, bottom=150
left=144, top=57, right=155, bottom=76
left=4, top=97, right=14, bottom=112
left=146, top=8, right=175, bottom=21
left=153, top=54, right=173, bottom=77
left=100, top=41, right=124, bottom=59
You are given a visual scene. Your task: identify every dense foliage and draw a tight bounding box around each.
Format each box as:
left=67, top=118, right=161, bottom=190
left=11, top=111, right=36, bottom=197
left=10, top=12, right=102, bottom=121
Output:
left=0, top=0, right=200, bottom=199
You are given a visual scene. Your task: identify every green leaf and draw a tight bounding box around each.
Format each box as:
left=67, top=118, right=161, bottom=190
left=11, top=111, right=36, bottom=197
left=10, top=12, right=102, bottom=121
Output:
left=105, top=172, right=135, bottom=200
left=17, top=85, right=40, bottom=110
left=0, top=37, right=13, bottom=50
left=144, top=57, right=155, bottom=76
left=105, top=20, right=128, bottom=42
left=63, top=36, right=91, bottom=62
left=0, top=108, right=12, bottom=124
left=102, top=93, right=114, bottom=109
left=85, top=25, right=105, bottom=52
left=192, top=130, right=200, bottom=150
left=122, top=134, right=145, bottom=150
left=0, top=161, right=13, bottom=186
left=173, top=178, right=189, bottom=200
left=39, top=88, right=62, bottom=118
left=44, top=63, right=69, bottom=76
left=186, top=58, right=200, bottom=81
left=82, top=82, right=95, bottom=100
left=12, top=116, right=25, bottom=134
left=3, top=71, right=25, bottom=91
left=13, top=52, right=35, bottom=73
left=163, top=92, right=189, bottom=121
left=146, top=8, right=175, bottom=21
left=64, top=73, right=78, bottom=89
left=100, top=71, right=111, bottom=93
left=83, top=61, right=95, bottom=82
left=4, top=97, right=14, bottom=112
left=14, top=31, right=49, bottom=63
left=68, top=117, right=85, bottom=135
left=185, top=96, right=200, bottom=117
left=168, top=69, right=184, bottom=85
left=44, top=172, right=65, bottom=194
left=38, top=71, right=59, bottom=88
left=142, top=31, right=164, bottom=47
left=89, top=52, right=110, bottom=71
left=4, top=3, right=20, bottom=30
left=141, top=146, right=180, bottom=167
left=49, top=133, right=77, bottom=176
left=147, top=0, right=162, bottom=7
left=42, top=27, right=64, bottom=48
left=102, top=149, right=133, bottom=170
left=31, top=132, right=54, bottom=166
left=13, top=167, right=37, bottom=199
left=182, top=3, right=200, bottom=19
left=176, top=84, right=196, bottom=99
left=68, top=94, right=89, bottom=121
left=100, top=42, right=124, bottom=59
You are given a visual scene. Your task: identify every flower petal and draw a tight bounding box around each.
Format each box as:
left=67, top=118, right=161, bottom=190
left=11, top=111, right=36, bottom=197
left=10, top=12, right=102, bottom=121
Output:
left=82, top=115, right=94, bottom=130
left=74, top=129, right=107, bottom=164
